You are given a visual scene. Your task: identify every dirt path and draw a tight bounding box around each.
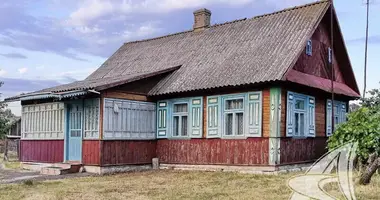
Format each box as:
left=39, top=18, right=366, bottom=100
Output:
left=0, top=167, right=94, bottom=184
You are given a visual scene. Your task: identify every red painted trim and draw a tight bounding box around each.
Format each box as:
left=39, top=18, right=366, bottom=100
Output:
left=20, top=140, right=64, bottom=163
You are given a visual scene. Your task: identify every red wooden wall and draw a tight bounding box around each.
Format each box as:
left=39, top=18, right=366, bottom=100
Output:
left=100, top=140, right=157, bottom=166
left=157, top=138, right=269, bottom=165
left=293, top=20, right=344, bottom=83
left=20, top=140, right=64, bottom=163
left=82, top=140, right=100, bottom=165
left=280, top=138, right=327, bottom=165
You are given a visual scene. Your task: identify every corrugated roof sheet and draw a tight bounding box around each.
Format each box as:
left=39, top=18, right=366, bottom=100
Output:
left=85, top=1, right=330, bottom=95
left=6, top=1, right=334, bottom=101
left=5, top=66, right=179, bottom=101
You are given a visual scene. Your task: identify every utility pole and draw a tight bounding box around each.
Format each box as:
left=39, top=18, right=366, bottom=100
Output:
left=363, top=0, right=370, bottom=98
left=330, top=0, right=335, bottom=132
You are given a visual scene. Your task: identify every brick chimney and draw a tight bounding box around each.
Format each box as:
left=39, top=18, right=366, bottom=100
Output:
left=193, top=8, right=211, bottom=32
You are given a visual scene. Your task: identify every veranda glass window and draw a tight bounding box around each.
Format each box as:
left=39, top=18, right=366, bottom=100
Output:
left=173, top=103, right=188, bottom=137
left=224, top=99, right=244, bottom=136
left=294, top=98, right=306, bottom=137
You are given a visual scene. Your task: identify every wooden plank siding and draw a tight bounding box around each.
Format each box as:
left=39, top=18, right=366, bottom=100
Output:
left=293, top=18, right=344, bottom=84
left=280, top=137, right=327, bottom=164
left=100, top=140, right=157, bottom=166
left=82, top=140, right=101, bottom=165
left=102, top=91, right=149, bottom=102
left=157, top=138, right=269, bottom=165
left=262, top=89, right=270, bottom=138
left=20, top=140, right=64, bottom=163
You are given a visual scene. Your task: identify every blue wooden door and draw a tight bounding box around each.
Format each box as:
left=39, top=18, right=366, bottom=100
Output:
left=67, top=102, right=83, bottom=162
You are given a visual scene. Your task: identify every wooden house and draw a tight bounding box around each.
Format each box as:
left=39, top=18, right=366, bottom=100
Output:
left=5, top=1, right=360, bottom=173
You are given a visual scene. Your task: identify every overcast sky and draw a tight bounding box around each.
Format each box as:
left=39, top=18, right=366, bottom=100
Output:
left=0, top=0, right=379, bottom=116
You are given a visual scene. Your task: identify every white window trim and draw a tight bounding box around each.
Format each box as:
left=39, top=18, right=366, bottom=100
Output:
left=172, top=102, right=190, bottom=138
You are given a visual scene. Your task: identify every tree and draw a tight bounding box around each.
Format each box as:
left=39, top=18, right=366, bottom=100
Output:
left=328, top=87, right=380, bottom=185
left=0, top=81, right=12, bottom=138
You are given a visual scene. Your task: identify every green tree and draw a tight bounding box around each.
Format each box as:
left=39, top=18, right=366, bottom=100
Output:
left=0, top=81, right=11, bottom=138
left=328, top=87, right=380, bottom=185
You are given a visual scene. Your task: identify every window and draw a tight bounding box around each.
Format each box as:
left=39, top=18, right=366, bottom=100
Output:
left=287, top=92, right=315, bottom=137
left=157, top=97, right=203, bottom=138
left=206, top=92, right=262, bottom=138
left=328, top=47, right=332, bottom=64
left=21, top=102, right=65, bottom=139
left=173, top=103, right=188, bottom=137
left=306, top=40, right=312, bottom=56
left=326, top=100, right=347, bottom=136
left=224, top=98, right=244, bottom=136
left=104, top=99, right=156, bottom=140
left=84, top=98, right=100, bottom=139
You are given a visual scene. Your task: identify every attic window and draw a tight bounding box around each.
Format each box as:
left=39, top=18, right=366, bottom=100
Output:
left=328, top=47, right=332, bottom=64
left=306, top=40, right=312, bottom=56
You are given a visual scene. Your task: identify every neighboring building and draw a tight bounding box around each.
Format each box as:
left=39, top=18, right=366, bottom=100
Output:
left=5, top=1, right=360, bottom=173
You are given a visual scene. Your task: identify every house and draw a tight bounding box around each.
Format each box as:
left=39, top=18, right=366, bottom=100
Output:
left=5, top=1, right=360, bottom=174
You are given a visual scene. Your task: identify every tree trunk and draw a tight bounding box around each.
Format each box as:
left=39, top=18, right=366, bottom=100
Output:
left=359, top=153, right=380, bottom=185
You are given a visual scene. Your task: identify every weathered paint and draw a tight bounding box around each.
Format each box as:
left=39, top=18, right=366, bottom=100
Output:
left=82, top=140, right=101, bottom=165
left=20, top=140, right=64, bottom=163
left=293, top=19, right=344, bottom=83
left=101, top=140, right=157, bottom=166
left=157, top=138, right=269, bottom=165
left=280, top=137, right=327, bottom=164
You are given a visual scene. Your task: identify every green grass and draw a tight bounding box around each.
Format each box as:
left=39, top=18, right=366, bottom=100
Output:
left=0, top=152, right=21, bottom=170
left=0, top=170, right=379, bottom=200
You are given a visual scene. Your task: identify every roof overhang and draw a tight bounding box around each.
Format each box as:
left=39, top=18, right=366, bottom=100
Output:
left=6, top=90, right=90, bottom=102
left=286, top=69, right=361, bottom=98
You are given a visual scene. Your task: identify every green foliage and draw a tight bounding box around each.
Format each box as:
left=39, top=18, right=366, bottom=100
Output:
left=328, top=86, right=380, bottom=163
left=328, top=106, right=380, bottom=162
left=0, top=81, right=12, bottom=138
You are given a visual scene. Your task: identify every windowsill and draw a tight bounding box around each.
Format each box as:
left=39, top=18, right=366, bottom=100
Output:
left=288, top=136, right=310, bottom=139
left=168, top=137, right=191, bottom=140
left=221, top=136, right=247, bottom=140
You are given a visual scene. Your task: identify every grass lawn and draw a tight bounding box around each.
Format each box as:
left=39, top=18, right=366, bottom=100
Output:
left=0, top=170, right=379, bottom=200
left=0, top=152, right=21, bottom=170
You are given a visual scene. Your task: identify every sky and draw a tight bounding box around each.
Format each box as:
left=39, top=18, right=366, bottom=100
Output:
left=0, top=0, right=379, bottom=116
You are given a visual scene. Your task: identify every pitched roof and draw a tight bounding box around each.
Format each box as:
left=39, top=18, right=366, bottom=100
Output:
left=86, top=0, right=330, bottom=95
left=7, top=1, right=341, bottom=101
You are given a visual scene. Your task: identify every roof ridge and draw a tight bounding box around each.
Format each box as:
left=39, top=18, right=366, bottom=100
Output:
left=123, top=0, right=329, bottom=45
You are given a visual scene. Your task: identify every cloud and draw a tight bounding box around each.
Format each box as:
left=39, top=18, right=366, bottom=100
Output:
left=68, top=0, right=254, bottom=26
left=0, top=69, right=7, bottom=76
left=0, top=77, right=61, bottom=99
left=347, top=35, right=380, bottom=44
left=0, top=53, right=27, bottom=59
left=18, top=67, right=28, bottom=74
left=0, top=0, right=317, bottom=60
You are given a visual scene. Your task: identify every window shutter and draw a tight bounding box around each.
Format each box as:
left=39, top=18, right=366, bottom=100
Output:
left=247, top=92, right=262, bottom=137
left=326, top=99, right=333, bottom=136
left=328, top=47, right=332, bottom=64
left=306, top=40, right=312, bottom=56
left=157, top=101, right=169, bottom=138
left=190, top=97, right=203, bottom=138
left=307, top=97, right=316, bottom=137
left=340, top=102, right=347, bottom=123
left=207, top=96, right=221, bottom=138
left=286, top=92, right=295, bottom=137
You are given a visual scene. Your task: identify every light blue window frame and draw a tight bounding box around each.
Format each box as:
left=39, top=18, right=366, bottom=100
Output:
left=222, top=95, right=245, bottom=137
left=156, top=97, right=203, bottom=139
left=306, top=39, right=312, bottom=56
left=206, top=91, right=262, bottom=139
left=326, top=100, right=347, bottom=136
left=171, top=101, right=189, bottom=138
left=286, top=91, right=315, bottom=138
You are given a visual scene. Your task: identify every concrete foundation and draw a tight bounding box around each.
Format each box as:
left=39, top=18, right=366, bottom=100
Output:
left=83, top=165, right=152, bottom=175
